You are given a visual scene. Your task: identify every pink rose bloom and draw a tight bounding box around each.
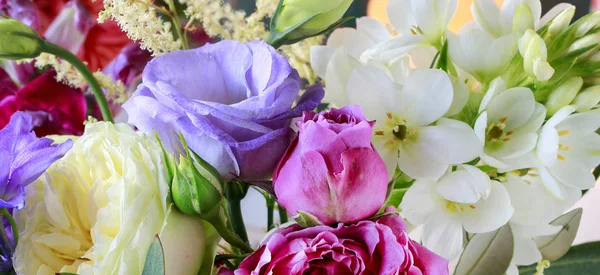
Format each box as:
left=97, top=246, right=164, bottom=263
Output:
left=273, top=105, right=389, bottom=225
left=236, top=207, right=449, bottom=275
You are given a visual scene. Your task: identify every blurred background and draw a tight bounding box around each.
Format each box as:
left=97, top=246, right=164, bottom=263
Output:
left=228, top=0, right=594, bottom=30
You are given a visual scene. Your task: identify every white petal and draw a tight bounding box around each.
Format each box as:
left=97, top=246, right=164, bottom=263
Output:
left=481, top=153, right=511, bottom=169
left=446, top=76, right=470, bottom=117
left=501, top=0, right=542, bottom=33
left=386, top=0, right=415, bottom=34
left=484, top=32, right=519, bottom=79
left=373, top=140, right=400, bottom=181
left=486, top=87, right=535, bottom=130
left=558, top=111, right=600, bottom=135
left=533, top=58, right=555, bottom=81
left=506, top=174, right=579, bottom=226
left=549, top=160, right=596, bottom=190
left=400, top=179, right=441, bottom=225
left=418, top=121, right=482, bottom=164
left=413, top=0, right=457, bottom=42
left=573, top=86, right=600, bottom=112
left=437, top=165, right=491, bottom=204
left=346, top=66, right=398, bottom=122
left=538, top=166, right=565, bottom=199
left=545, top=105, right=576, bottom=128
left=422, top=212, right=464, bottom=260
left=474, top=112, right=488, bottom=144
left=356, top=17, right=392, bottom=44
left=324, top=49, right=362, bottom=107
left=387, top=56, right=411, bottom=83
left=539, top=3, right=574, bottom=28
left=517, top=103, right=546, bottom=133
left=310, top=46, right=337, bottom=78
left=361, top=35, right=426, bottom=64
left=398, top=142, right=449, bottom=180
left=448, top=30, right=492, bottom=77
left=506, top=264, right=519, bottom=275
left=408, top=45, right=438, bottom=70
left=512, top=237, right=542, bottom=265
left=479, top=77, right=507, bottom=113
left=563, top=133, right=600, bottom=169
left=462, top=181, right=514, bottom=233
left=490, top=133, right=538, bottom=159
left=326, top=28, right=374, bottom=58
left=537, top=123, right=559, bottom=167
left=471, top=0, right=503, bottom=37
left=399, top=69, right=453, bottom=126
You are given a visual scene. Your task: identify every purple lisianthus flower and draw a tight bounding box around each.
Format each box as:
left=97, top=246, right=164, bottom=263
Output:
left=0, top=112, right=72, bottom=209
left=124, top=40, right=324, bottom=180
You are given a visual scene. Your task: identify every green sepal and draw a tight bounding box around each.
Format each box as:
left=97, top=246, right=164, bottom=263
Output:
left=141, top=235, right=166, bottom=275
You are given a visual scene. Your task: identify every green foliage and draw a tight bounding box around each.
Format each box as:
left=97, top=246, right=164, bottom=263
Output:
left=519, top=242, right=600, bottom=275
left=142, top=235, right=166, bottom=275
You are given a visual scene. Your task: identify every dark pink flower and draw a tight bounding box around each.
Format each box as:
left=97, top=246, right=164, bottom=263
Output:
left=236, top=207, right=449, bottom=275
left=273, top=105, right=389, bottom=225
left=0, top=70, right=86, bottom=136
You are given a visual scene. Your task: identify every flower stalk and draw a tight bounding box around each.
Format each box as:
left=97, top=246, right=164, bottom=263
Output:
left=0, top=209, right=17, bottom=249
left=224, top=180, right=250, bottom=246
left=41, top=41, right=114, bottom=123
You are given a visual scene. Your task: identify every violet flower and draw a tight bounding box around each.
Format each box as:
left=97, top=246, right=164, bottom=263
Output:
left=124, top=40, right=324, bottom=180
left=0, top=112, right=72, bottom=209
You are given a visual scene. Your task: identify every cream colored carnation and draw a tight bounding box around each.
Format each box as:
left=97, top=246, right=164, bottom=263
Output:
left=13, top=123, right=210, bottom=275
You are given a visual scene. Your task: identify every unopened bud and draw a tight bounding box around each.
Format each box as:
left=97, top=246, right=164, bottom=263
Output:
left=576, top=11, right=600, bottom=38
left=0, top=18, right=44, bottom=60
left=267, top=0, right=352, bottom=46
left=568, top=33, right=600, bottom=57
left=513, top=4, right=535, bottom=34
left=573, top=86, right=600, bottom=112
left=157, top=133, right=222, bottom=217
left=548, top=6, right=575, bottom=37
left=545, top=77, right=584, bottom=116
left=519, top=30, right=554, bottom=81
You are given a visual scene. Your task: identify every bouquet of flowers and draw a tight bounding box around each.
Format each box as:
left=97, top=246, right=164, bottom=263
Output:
left=1, top=0, right=599, bottom=274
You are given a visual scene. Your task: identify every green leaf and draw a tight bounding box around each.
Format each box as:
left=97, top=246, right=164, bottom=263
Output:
left=519, top=242, right=600, bottom=274
left=294, top=211, right=323, bottom=228
left=536, top=208, right=583, bottom=261
left=142, top=235, right=166, bottom=275
left=382, top=189, right=408, bottom=210
left=56, top=273, right=79, bottom=275
left=454, top=224, right=514, bottom=275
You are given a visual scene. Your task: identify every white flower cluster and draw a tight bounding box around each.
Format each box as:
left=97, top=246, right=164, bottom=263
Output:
left=311, top=0, right=600, bottom=272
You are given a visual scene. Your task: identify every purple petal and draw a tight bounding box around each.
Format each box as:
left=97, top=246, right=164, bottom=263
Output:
left=0, top=0, right=39, bottom=31
left=43, top=0, right=94, bottom=54
left=102, top=43, right=152, bottom=87
left=0, top=112, right=72, bottom=207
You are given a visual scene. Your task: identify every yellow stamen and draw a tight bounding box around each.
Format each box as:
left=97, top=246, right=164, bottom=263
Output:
left=557, top=154, right=566, bottom=161
left=503, top=138, right=511, bottom=142
left=499, top=117, right=508, bottom=123
left=559, top=144, right=570, bottom=151
left=374, top=131, right=384, bottom=136
left=558, top=130, right=570, bottom=136
left=386, top=112, right=392, bottom=119
left=506, top=131, right=514, bottom=136
left=469, top=205, right=476, bottom=209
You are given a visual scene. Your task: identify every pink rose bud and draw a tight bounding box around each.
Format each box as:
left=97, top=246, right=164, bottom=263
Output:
left=273, top=105, right=389, bottom=225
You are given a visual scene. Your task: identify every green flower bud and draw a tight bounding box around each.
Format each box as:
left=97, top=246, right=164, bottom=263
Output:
left=576, top=11, right=600, bottom=38
left=568, top=33, right=600, bottom=58
left=573, top=86, right=600, bottom=112
left=513, top=4, right=534, bottom=34
left=268, top=0, right=352, bottom=46
left=547, top=7, right=575, bottom=37
left=519, top=30, right=554, bottom=81
left=0, top=18, right=44, bottom=60
left=545, top=77, right=584, bottom=116
left=156, top=133, right=222, bottom=217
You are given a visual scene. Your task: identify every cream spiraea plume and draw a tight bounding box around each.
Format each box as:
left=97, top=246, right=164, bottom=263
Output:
left=34, top=53, right=128, bottom=103
left=97, top=0, right=182, bottom=56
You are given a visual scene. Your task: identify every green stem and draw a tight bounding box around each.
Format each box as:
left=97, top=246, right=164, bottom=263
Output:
left=41, top=42, right=113, bottom=122
left=167, top=0, right=189, bottom=50
left=266, top=196, right=274, bottom=230
left=0, top=217, right=13, bottom=260
left=206, top=211, right=253, bottom=253
left=265, top=32, right=283, bottom=49
left=278, top=203, right=288, bottom=224
left=0, top=209, right=17, bottom=248
left=225, top=198, right=249, bottom=245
